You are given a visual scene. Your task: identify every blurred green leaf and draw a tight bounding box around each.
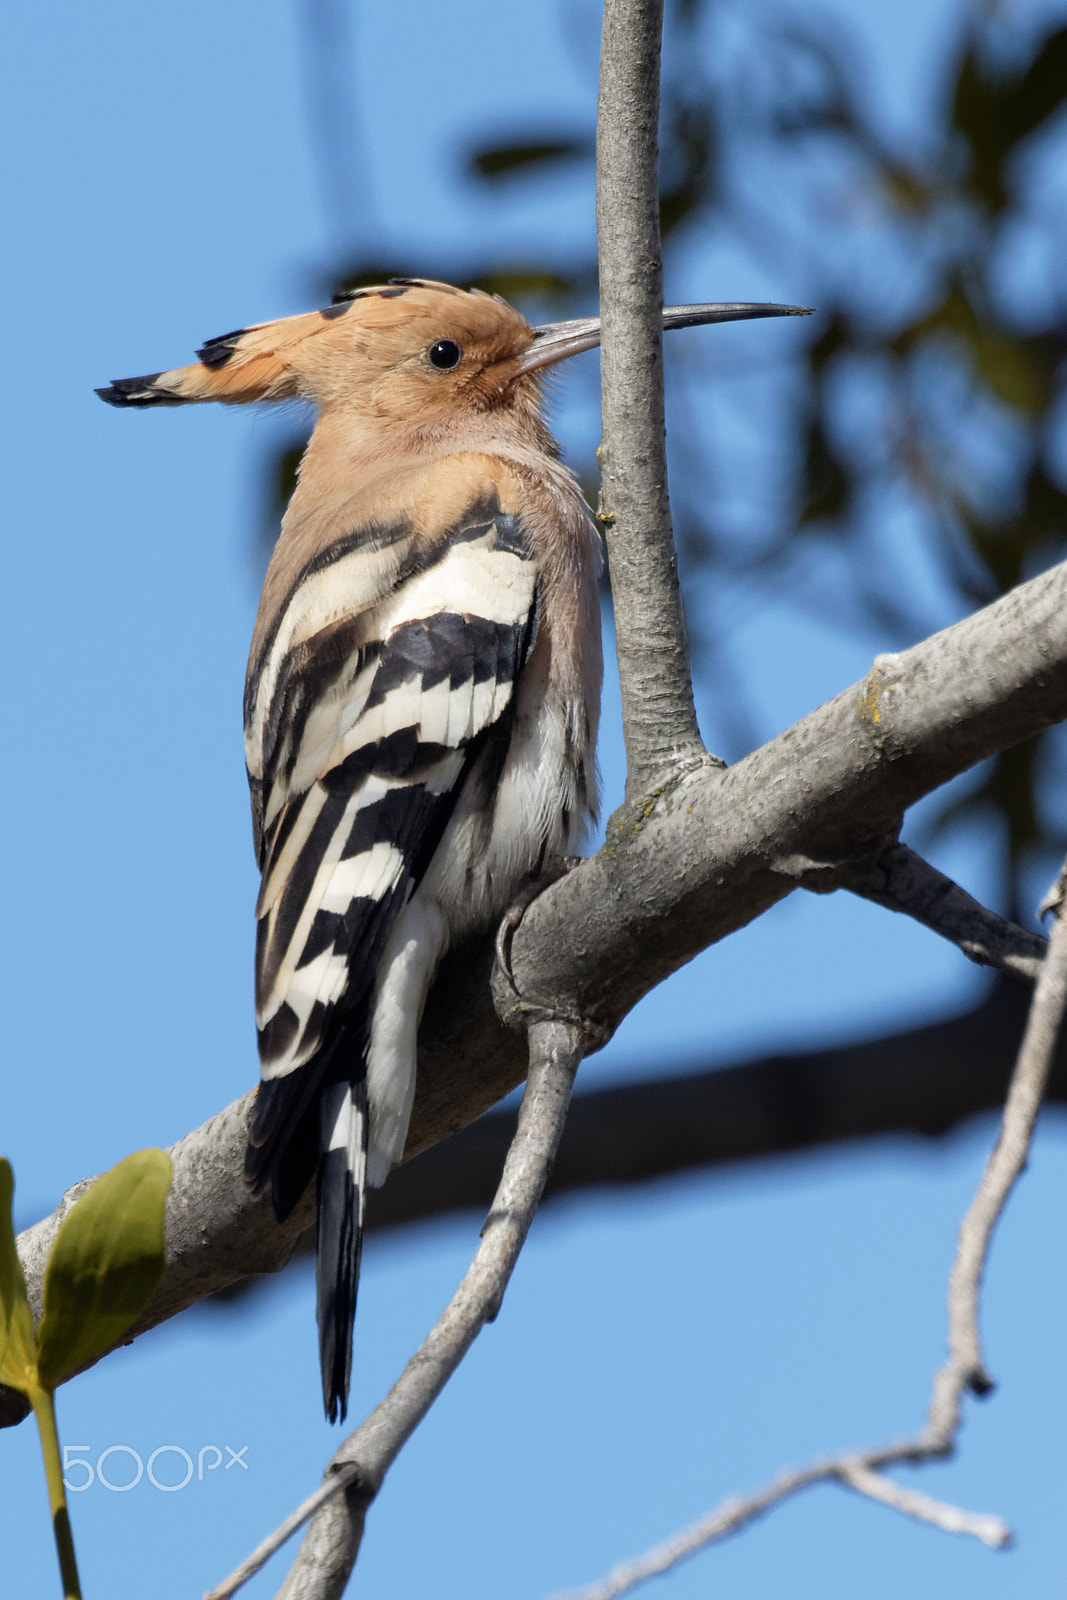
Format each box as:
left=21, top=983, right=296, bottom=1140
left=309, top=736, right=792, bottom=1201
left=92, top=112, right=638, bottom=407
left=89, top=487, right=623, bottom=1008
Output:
left=966, top=329, right=1049, bottom=415
left=955, top=502, right=1023, bottom=597
left=894, top=284, right=1052, bottom=414
left=876, top=161, right=931, bottom=213
left=1003, top=27, right=1067, bottom=149
left=0, top=1159, right=37, bottom=1395
left=1018, top=463, right=1067, bottom=544
left=808, top=312, right=850, bottom=372
left=466, top=268, right=582, bottom=304
left=36, top=1149, right=171, bottom=1391
left=798, top=413, right=851, bottom=524
left=799, top=317, right=851, bottom=525
left=961, top=465, right=1067, bottom=594
left=468, top=138, right=594, bottom=181
left=951, top=26, right=1067, bottom=212
left=660, top=99, right=716, bottom=237
left=951, top=42, right=1008, bottom=211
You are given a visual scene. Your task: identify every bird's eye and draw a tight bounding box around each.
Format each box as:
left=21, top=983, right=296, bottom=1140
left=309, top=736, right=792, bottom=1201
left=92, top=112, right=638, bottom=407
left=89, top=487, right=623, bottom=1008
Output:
left=427, top=339, right=462, bottom=371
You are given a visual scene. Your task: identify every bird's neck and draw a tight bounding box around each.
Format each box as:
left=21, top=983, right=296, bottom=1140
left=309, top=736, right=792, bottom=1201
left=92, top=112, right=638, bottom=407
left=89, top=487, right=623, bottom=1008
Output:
left=282, top=406, right=569, bottom=542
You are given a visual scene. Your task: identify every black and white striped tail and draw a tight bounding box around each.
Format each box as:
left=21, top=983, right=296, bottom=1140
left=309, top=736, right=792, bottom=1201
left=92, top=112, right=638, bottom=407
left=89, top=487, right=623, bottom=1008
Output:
left=316, top=1077, right=369, bottom=1424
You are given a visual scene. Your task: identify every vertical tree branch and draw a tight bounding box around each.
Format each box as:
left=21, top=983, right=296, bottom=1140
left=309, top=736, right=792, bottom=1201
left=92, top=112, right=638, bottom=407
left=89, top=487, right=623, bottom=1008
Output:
left=204, top=1019, right=584, bottom=1600
left=597, top=0, right=704, bottom=794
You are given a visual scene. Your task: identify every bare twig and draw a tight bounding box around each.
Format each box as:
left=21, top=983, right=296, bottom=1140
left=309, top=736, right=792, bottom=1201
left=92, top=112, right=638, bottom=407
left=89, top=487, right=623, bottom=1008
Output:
left=923, top=853, right=1067, bottom=1443
left=548, top=1463, right=833, bottom=1600
left=597, top=0, right=704, bottom=792
left=844, top=842, right=1047, bottom=984
left=836, top=1461, right=1007, bottom=1547
left=203, top=1018, right=584, bottom=1600
left=547, top=858, right=1067, bottom=1600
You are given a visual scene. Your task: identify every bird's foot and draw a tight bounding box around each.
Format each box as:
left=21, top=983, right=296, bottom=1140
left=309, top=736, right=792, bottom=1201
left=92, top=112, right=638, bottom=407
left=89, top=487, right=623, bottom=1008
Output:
left=494, top=856, right=582, bottom=996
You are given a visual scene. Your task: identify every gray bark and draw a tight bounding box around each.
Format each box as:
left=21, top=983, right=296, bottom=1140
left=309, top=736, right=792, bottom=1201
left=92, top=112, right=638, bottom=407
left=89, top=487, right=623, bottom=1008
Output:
left=596, top=0, right=703, bottom=791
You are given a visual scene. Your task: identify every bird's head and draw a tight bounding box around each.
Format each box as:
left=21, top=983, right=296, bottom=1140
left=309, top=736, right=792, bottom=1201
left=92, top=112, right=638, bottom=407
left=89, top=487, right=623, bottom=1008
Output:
left=96, top=277, right=810, bottom=441
left=96, top=280, right=545, bottom=428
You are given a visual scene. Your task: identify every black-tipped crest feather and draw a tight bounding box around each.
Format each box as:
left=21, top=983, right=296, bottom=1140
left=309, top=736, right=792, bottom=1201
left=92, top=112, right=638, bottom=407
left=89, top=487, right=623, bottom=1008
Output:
left=196, top=328, right=248, bottom=368
left=95, top=373, right=177, bottom=408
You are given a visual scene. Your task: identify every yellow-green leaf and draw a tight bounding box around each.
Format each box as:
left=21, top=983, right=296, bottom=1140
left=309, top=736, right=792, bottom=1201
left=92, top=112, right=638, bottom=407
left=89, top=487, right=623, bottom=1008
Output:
left=0, top=1159, right=39, bottom=1394
left=36, top=1149, right=171, bottom=1391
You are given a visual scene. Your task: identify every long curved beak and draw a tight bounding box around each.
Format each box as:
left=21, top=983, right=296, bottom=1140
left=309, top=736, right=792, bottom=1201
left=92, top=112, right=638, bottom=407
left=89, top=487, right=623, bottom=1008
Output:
left=516, top=302, right=812, bottom=374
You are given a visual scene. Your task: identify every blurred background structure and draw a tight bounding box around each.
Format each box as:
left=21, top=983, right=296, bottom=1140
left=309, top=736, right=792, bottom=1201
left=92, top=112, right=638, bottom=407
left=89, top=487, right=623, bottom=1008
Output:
left=3, top=1, right=1067, bottom=1596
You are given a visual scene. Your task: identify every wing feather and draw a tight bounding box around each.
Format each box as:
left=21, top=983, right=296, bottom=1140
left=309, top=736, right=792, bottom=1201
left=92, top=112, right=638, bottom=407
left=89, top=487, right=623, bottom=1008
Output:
left=245, top=495, right=540, bottom=1207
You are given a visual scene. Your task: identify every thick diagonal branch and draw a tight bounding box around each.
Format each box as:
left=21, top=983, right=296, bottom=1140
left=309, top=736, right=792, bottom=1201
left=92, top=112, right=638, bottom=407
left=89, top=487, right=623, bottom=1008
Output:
left=5, top=559, right=1067, bottom=1430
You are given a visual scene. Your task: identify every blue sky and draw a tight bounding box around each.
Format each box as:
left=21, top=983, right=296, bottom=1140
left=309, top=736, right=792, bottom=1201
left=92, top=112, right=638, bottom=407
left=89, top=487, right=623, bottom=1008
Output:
left=2, top=1, right=1066, bottom=1596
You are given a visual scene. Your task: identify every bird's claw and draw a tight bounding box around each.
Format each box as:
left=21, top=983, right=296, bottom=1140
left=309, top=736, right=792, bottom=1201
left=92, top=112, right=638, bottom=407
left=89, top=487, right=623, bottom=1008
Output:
left=494, top=856, right=582, bottom=996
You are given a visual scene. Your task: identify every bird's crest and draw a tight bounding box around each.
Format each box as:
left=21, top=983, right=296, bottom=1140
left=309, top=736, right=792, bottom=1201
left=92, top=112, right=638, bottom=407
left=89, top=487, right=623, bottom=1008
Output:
left=95, top=279, right=531, bottom=409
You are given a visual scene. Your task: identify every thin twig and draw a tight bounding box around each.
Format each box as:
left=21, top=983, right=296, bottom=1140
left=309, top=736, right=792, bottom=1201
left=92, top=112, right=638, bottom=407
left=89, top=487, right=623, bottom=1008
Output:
left=836, top=1461, right=1008, bottom=1548
left=923, top=853, right=1067, bottom=1444
left=203, top=1018, right=584, bottom=1600
left=846, top=842, right=1047, bottom=985
left=546, top=857, right=1067, bottom=1600
left=548, top=1463, right=833, bottom=1600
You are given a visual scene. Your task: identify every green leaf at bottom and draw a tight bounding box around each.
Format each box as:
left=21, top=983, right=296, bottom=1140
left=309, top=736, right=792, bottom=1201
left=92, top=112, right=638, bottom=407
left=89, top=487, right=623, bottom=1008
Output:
left=36, top=1149, right=171, bottom=1390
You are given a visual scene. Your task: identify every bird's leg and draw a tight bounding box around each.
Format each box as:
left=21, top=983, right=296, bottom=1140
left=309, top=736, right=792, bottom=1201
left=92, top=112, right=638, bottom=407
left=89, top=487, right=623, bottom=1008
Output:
left=494, top=856, right=582, bottom=997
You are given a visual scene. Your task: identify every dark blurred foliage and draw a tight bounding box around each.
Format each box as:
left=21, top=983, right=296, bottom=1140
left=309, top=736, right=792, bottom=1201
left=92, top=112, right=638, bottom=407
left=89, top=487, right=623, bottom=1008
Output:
left=262, top=0, right=1067, bottom=909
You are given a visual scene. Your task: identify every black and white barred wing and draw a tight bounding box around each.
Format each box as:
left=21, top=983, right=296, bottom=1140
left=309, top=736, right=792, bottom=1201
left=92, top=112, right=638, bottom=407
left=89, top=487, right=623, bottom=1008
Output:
left=245, top=503, right=540, bottom=1194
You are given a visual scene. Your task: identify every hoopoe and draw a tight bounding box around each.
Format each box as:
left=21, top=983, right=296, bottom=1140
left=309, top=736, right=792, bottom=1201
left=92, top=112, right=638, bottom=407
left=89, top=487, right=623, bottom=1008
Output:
left=98, top=278, right=807, bottom=1422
